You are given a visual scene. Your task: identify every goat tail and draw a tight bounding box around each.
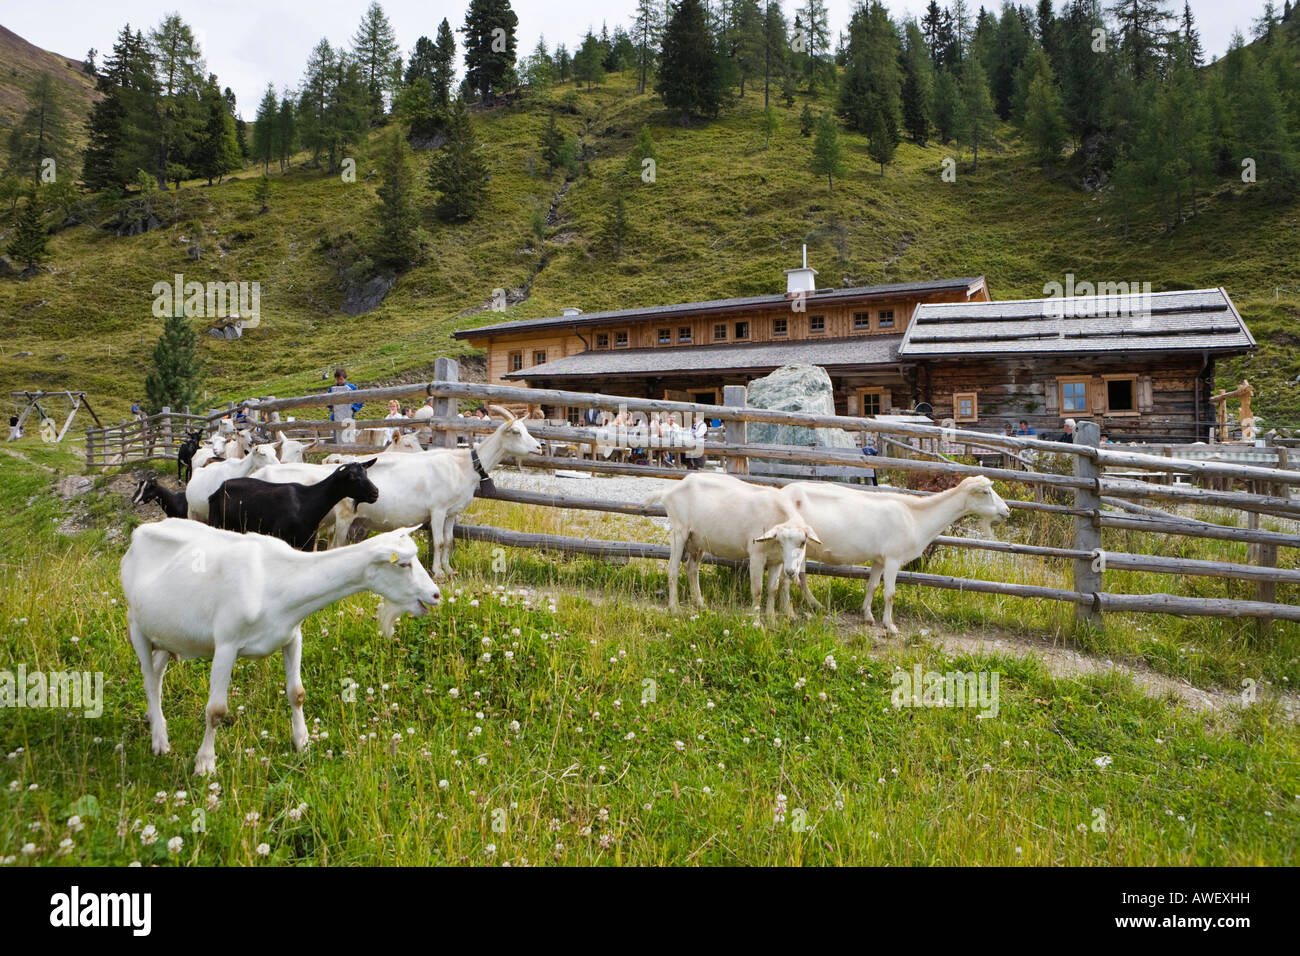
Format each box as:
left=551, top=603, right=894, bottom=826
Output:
left=645, top=487, right=667, bottom=507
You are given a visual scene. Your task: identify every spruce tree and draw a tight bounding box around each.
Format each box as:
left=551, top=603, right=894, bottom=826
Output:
left=809, top=112, right=844, bottom=191
left=373, top=130, right=420, bottom=269
left=634, top=0, right=664, bottom=94
left=428, top=100, right=489, bottom=220
left=838, top=0, right=902, bottom=169
left=193, top=74, right=241, bottom=184
left=352, top=2, right=400, bottom=121
left=144, top=312, right=202, bottom=415
left=83, top=25, right=157, bottom=191
left=252, top=85, right=278, bottom=174
left=462, top=0, right=519, bottom=103
left=150, top=14, right=204, bottom=187
left=7, top=73, right=75, bottom=185
left=932, top=68, right=960, bottom=143
left=762, top=1, right=789, bottom=109
left=432, top=20, right=458, bottom=111
left=605, top=192, right=629, bottom=257
left=539, top=114, right=566, bottom=169
left=958, top=56, right=996, bottom=169
left=627, top=124, right=658, bottom=174
left=7, top=199, right=48, bottom=269
left=901, top=21, right=934, bottom=145
left=657, top=0, right=725, bottom=122
left=1022, top=49, right=1067, bottom=165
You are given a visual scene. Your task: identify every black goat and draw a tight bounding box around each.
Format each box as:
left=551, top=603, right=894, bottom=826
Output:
left=177, top=429, right=204, bottom=482
left=207, top=460, right=379, bottom=551
left=132, top=477, right=189, bottom=518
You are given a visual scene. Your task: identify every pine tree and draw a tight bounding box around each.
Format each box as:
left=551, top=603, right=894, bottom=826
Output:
left=762, top=1, right=789, bottom=109
left=144, top=312, right=202, bottom=416
left=83, top=25, right=157, bottom=191
left=193, top=74, right=241, bottom=184
left=252, top=85, right=278, bottom=174
left=733, top=0, right=766, bottom=97
left=657, top=0, right=726, bottom=122
left=1022, top=49, right=1066, bottom=164
left=274, top=95, right=297, bottom=172
left=1107, top=0, right=1173, bottom=83
left=405, top=36, right=438, bottom=85
left=373, top=130, right=420, bottom=269
left=627, top=124, right=658, bottom=173
left=838, top=0, right=901, bottom=170
left=539, top=113, right=566, bottom=169
left=1179, top=2, right=1203, bottom=67
left=809, top=111, right=844, bottom=191
left=799, top=103, right=815, bottom=135
left=7, top=73, right=75, bottom=185
left=761, top=105, right=780, bottom=148
left=150, top=14, right=204, bottom=187
left=352, top=2, right=400, bottom=120
left=297, top=39, right=335, bottom=166
left=634, top=0, right=664, bottom=94
left=932, top=68, right=960, bottom=143
left=605, top=192, right=629, bottom=257
left=1059, top=0, right=1109, bottom=142
left=901, top=20, right=934, bottom=144
left=6, top=199, right=48, bottom=269
left=432, top=20, right=458, bottom=110
left=462, top=0, right=519, bottom=104
left=428, top=100, right=489, bottom=220
left=575, top=32, right=604, bottom=91
left=797, top=0, right=833, bottom=91
left=958, top=56, right=996, bottom=169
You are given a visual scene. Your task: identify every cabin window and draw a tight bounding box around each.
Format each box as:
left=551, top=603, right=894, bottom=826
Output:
left=679, top=327, right=692, bottom=343
left=566, top=406, right=581, bottom=426
left=809, top=315, right=825, bottom=333
left=509, top=351, right=523, bottom=373
left=953, top=391, right=978, bottom=423
left=859, top=389, right=884, bottom=416
left=693, top=391, right=717, bottom=405
left=713, top=323, right=727, bottom=341
left=533, top=350, right=547, bottom=366
left=735, top=321, right=749, bottom=340
left=1104, top=375, right=1138, bottom=414
left=772, top=317, right=788, bottom=336
left=878, top=310, right=895, bottom=329
left=1059, top=378, right=1089, bottom=413
left=614, top=330, right=629, bottom=348
left=595, top=333, right=610, bottom=349
left=853, top=312, right=871, bottom=331
left=658, top=328, right=671, bottom=345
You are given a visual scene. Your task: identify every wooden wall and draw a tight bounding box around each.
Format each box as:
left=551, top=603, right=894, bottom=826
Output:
left=916, top=354, right=1216, bottom=441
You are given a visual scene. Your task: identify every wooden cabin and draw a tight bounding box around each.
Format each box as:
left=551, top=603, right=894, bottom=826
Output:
left=451, top=261, right=1254, bottom=442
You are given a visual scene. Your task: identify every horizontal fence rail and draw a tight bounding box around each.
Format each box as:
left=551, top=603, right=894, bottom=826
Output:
left=91, top=356, right=1300, bottom=628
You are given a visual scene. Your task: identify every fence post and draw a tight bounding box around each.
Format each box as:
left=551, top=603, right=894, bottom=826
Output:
left=85, top=427, right=95, bottom=469
left=432, top=357, right=458, bottom=448
left=723, top=385, right=748, bottom=475
left=1072, top=420, right=1103, bottom=627
left=161, top=406, right=172, bottom=457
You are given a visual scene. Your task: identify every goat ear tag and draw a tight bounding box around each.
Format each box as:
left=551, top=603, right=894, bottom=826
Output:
left=390, top=552, right=399, bottom=564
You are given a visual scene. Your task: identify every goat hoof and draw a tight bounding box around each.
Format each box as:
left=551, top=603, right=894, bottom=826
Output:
left=152, top=737, right=170, bottom=756
left=193, top=753, right=216, bottom=775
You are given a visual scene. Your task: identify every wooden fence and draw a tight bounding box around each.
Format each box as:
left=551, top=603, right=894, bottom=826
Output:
left=84, top=407, right=212, bottom=469
left=215, top=357, right=1300, bottom=628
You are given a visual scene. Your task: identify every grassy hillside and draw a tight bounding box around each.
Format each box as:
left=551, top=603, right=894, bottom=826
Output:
left=0, top=25, right=96, bottom=144
left=3, top=71, right=1299, bottom=427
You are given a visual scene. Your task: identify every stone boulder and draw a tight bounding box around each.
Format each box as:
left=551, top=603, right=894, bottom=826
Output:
left=342, top=272, right=396, bottom=316
left=745, top=364, right=856, bottom=448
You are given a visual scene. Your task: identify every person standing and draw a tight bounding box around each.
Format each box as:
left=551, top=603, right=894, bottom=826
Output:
left=328, top=367, right=363, bottom=444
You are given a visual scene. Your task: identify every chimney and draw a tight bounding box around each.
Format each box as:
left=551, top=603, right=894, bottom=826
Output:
left=783, top=244, right=818, bottom=295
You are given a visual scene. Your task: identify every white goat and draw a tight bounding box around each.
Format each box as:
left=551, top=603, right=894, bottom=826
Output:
left=647, top=472, right=820, bottom=620
left=323, top=432, right=422, bottom=463
left=184, top=443, right=280, bottom=522
left=782, top=475, right=1010, bottom=634
left=121, top=519, right=439, bottom=774
left=277, top=437, right=318, bottom=463
left=331, top=406, right=542, bottom=577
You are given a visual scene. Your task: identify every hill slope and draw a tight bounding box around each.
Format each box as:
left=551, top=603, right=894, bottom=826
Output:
left=0, top=25, right=96, bottom=142
left=2, top=71, right=1299, bottom=428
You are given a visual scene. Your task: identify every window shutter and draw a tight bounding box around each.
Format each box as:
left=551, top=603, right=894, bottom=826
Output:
left=1138, top=376, right=1154, bottom=412
left=1091, top=378, right=1106, bottom=414
left=1046, top=381, right=1059, bottom=413
left=846, top=394, right=859, bottom=416
left=880, top=391, right=893, bottom=413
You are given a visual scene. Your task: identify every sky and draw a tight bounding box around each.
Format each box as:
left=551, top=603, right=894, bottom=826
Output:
left=2, top=0, right=1266, bottom=119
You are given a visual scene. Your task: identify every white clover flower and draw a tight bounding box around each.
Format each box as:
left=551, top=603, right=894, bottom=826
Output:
left=449, top=687, right=460, bottom=698
left=244, top=811, right=261, bottom=826
left=167, top=836, right=184, bottom=855
left=673, top=740, right=685, bottom=751
left=67, top=815, right=84, bottom=832
left=140, top=825, right=158, bottom=846
left=20, top=843, right=37, bottom=856
left=1093, top=755, right=1114, bottom=771
left=256, top=843, right=270, bottom=857
left=438, top=779, right=449, bottom=789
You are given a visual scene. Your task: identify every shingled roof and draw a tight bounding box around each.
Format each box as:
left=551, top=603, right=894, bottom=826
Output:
left=898, top=288, right=1254, bottom=357
left=506, top=335, right=905, bottom=379
left=454, top=277, right=987, bottom=339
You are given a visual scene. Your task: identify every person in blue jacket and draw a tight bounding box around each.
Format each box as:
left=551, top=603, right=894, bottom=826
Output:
left=329, top=367, right=363, bottom=421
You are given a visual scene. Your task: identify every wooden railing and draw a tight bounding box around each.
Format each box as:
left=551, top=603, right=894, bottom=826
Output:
left=84, top=407, right=212, bottom=470
left=221, top=357, right=1300, bottom=627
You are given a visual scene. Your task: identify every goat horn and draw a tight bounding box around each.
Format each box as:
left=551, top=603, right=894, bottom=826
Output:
left=487, top=404, right=515, bottom=422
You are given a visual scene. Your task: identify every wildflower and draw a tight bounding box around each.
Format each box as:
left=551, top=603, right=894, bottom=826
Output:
left=67, top=815, right=84, bottom=832
left=256, top=843, right=270, bottom=857
left=1093, top=755, right=1114, bottom=771
left=244, top=811, right=261, bottom=826
left=167, top=836, right=184, bottom=855
left=140, top=825, right=158, bottom=846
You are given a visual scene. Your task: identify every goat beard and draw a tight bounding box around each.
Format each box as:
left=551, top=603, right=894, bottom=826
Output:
left=377, top=600, right=402, bottom=638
